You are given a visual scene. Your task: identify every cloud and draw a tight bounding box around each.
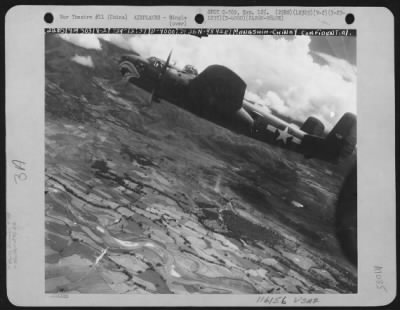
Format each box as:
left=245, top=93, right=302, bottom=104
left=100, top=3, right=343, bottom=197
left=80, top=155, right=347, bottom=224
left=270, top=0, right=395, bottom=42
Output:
left=58, top=33, right=356, bottom=130
left=59, top=34, right=102, bottom=50
left=123, top=35, right=356, bottom=130
left=97, top=34, right=133, bottom=50
left=312, top=51, right=357, bottom=83
left=58, top=33, right=132, bottom=51
left=71, top=55, right=94, bottom=68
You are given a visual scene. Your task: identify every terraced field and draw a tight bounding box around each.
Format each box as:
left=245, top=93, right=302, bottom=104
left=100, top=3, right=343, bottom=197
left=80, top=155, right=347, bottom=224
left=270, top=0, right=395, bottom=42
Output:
left=45, top=34, right=356, bottom=294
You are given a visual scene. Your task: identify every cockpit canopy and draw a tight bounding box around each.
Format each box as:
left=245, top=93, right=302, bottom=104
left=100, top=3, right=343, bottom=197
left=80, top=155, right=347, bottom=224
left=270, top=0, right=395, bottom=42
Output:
left=182, top=64, right=198, bottom=76
left=147, top=56, right=198, bottom=76
left=147, top=56, right=165, bottom=69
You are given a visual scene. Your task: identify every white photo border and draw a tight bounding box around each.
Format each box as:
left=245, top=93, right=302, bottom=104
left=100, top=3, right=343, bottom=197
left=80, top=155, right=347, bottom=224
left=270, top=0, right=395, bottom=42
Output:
left=6, top=5, right=396, bottom=306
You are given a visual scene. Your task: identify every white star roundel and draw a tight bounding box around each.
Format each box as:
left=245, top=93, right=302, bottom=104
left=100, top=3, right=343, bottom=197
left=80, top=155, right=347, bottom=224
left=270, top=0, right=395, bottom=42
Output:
left=276, top=127, right=291, bottom=144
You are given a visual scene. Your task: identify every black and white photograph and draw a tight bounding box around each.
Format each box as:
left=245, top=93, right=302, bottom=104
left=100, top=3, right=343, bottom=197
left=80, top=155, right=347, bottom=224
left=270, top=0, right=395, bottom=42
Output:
left=44, top=31, right=358, bottom=294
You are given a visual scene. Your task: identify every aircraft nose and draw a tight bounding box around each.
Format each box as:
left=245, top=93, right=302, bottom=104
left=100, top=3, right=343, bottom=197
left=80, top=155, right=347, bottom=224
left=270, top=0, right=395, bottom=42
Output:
left=119, top=55, right=141, bottom=79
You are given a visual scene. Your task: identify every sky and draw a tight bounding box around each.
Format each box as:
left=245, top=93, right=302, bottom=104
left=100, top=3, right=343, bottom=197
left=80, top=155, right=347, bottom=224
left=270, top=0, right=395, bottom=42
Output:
left=59, top=33, right=356, bottom=130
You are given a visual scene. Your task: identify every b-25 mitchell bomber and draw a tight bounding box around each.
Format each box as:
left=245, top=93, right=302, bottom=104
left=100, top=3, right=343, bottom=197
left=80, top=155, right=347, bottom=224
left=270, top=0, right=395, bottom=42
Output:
left=119, top=51, right=356, bottom=163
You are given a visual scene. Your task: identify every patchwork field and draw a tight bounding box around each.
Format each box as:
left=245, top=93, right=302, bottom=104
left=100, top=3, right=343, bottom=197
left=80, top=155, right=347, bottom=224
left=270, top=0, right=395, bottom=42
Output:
left=45, top=35, right=356, bottom=294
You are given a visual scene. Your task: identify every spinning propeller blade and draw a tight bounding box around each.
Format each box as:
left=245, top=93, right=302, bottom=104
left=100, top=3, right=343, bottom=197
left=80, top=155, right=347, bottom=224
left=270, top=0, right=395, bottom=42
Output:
left=162, top=49, right=173, bottom=77
left=149, top=49, right=173, bottom=105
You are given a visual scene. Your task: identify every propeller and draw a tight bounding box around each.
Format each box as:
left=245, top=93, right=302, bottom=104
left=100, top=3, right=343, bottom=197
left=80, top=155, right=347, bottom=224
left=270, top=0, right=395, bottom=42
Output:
left=149, top=49, right=173, bottom=105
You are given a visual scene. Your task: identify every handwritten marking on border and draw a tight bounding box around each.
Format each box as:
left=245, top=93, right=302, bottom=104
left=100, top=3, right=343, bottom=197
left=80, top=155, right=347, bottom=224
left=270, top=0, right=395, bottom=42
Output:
left=11, top=159, right=27, bottom=184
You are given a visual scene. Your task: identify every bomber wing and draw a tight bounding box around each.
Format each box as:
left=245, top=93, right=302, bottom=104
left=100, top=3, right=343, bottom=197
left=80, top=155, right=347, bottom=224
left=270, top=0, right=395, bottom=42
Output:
left=242, top=99, right=306, bottom=140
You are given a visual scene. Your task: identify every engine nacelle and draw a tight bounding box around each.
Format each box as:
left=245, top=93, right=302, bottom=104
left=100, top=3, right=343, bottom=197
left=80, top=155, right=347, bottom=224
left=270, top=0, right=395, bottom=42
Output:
left=187, top=65, right=246, bottom=116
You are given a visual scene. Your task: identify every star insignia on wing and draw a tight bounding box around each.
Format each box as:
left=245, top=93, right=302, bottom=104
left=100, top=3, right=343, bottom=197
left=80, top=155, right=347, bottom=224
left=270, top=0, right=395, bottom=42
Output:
left=276, top=127, right=291, bottom=144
